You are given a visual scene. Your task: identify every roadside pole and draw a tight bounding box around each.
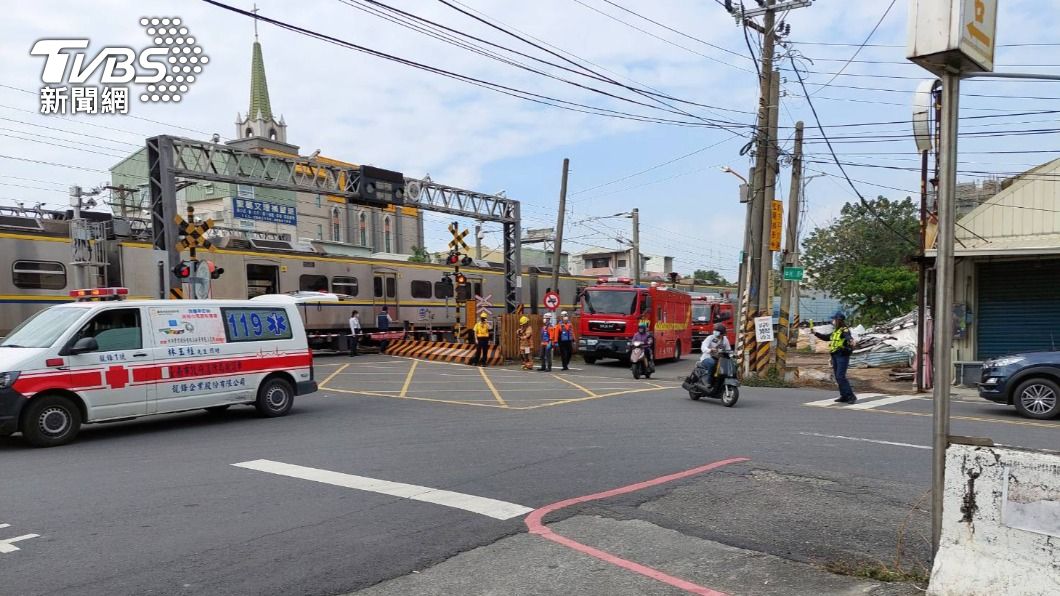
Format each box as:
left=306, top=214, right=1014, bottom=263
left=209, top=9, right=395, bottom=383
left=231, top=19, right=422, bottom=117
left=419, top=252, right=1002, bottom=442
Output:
left=777, top=121, right=803, bottom=369
left=758, top=68, right=780, bottom=370
left=551, top=158, right=569, bottom=293
left=475, top=223, right=482, bottom=260
left=631, top=207, right=640, bottom=286
left=69, top=185, right=84, bottom=290
left=931, top=71, right=959, bottom=553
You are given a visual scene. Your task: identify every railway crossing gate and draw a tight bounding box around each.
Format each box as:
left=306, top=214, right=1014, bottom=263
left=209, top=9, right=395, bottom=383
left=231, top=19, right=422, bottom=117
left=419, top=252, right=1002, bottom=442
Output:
left=146, top=135, right=523, bottom=311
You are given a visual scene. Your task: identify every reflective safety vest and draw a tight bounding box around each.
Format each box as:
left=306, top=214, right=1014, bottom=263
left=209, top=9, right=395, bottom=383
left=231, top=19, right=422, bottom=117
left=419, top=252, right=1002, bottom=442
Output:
left=474, top=321, right=491, bottom=338
left=829, top=328, right=850, bottom=354
left=558, top=322, right=574, bottom=341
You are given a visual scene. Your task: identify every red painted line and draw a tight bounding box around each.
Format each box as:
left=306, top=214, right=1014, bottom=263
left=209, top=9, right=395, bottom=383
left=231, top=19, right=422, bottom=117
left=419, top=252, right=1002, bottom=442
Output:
left=525, top=457, right=749, bottom=596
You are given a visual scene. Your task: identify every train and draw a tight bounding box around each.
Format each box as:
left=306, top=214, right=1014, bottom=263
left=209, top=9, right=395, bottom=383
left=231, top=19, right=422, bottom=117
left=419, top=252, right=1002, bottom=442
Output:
left=0, top=208, right=734, bottom=350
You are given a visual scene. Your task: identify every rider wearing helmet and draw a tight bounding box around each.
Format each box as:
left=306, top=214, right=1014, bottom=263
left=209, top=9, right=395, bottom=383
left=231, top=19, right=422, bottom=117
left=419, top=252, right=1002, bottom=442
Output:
left=698, top=323, right=732, bottom=379
left=631, top=321, right=655, bottom=366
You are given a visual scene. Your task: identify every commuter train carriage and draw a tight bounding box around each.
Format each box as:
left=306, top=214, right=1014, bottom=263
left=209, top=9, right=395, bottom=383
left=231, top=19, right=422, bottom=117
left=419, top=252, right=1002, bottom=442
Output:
left=0, top=209, right=734, bottom=346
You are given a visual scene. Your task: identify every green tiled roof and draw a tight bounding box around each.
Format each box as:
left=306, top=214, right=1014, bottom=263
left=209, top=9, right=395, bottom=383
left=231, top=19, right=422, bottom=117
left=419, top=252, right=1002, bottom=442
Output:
left=248, top=41, right=273, bottom=121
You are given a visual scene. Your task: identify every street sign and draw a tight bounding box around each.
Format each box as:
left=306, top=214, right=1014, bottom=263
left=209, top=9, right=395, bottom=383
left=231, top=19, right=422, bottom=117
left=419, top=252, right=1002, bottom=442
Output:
left=543, top=291, right=560, bottom=311
left=174, top=214, right=215, bottom=252
left=754, top=316, right=774, bottom=343
left=769, top=200, right=783, bottom=251
left=447, top=222, right=470, bottom=252
left=474, top=294, right=493, bottom=316
left=782, top=267, right=805, bottom=281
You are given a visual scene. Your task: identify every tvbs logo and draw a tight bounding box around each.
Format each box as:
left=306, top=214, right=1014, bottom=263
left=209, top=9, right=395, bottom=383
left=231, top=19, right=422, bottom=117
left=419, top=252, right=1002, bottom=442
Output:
left=31, top=17, right=209, bottom=115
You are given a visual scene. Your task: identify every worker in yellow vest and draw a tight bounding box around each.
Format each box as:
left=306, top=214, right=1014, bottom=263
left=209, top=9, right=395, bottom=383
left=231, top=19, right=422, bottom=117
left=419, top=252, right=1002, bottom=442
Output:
left=812, top=311, right=857, bottom=404
left=472, top=311, right=492, bottom=366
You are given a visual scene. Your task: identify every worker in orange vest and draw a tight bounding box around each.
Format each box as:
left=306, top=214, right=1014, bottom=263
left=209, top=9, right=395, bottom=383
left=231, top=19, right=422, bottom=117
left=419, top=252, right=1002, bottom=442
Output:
left=557, top=311, right=576, bottom=371
left=539, top=312, right=559, bottom=372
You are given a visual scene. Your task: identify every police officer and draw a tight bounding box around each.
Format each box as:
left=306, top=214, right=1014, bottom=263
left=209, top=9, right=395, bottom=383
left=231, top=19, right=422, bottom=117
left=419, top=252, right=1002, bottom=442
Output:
left=813, top=311, right=857, bottom=404
left=376, top=306, right=394, bottom=353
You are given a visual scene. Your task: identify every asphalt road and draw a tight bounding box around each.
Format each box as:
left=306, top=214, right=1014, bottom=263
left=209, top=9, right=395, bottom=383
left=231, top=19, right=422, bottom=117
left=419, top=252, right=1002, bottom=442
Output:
left=1, top=354, right=1055, bottom=595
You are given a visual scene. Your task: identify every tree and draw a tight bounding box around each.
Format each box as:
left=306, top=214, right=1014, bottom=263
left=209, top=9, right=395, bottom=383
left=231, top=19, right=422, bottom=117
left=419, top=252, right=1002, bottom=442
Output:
left=693, top=269, right=729, bottom=285
left=801, top=196, right=919, bottom=325
left=407, top=246, right=431, bottom=263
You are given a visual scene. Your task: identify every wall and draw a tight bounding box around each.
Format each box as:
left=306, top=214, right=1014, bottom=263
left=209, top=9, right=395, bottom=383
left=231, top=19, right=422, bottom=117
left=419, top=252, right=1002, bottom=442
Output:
left=929, top=443, right=1060, bottom=595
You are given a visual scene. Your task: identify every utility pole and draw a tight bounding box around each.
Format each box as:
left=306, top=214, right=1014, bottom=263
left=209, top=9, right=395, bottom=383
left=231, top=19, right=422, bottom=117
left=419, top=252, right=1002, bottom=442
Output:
left=761, top=68, right=781, bottom=366
left=630, top=207, right=640, bottom=285
left=552, top=158, right=569, bottom=293
left=474, top=223, right=482, bottom=260
left=776, top=121, right=803, bottom=369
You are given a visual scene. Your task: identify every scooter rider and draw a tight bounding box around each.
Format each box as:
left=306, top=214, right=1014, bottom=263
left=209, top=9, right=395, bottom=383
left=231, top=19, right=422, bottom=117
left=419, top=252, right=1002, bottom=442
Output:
left=631, top=321, right=654, bottom=366
left=698, top=324, right=731, bottom=380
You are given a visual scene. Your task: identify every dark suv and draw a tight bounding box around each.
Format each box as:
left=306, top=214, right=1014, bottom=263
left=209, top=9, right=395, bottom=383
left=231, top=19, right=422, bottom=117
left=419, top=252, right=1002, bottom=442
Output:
left=978, top=351, right=1060, bottom=419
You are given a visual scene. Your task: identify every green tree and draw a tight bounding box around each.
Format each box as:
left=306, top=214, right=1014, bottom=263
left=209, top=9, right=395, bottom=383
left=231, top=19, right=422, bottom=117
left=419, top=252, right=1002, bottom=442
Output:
left=801, top=196, right=919, bottom=325
left=407, top=246, right=431, bottom=263
left=693, top=269, right=729, bottom=285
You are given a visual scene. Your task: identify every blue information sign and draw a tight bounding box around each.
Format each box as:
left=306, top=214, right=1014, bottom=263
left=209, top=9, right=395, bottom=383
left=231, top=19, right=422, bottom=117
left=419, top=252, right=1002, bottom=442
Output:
left=232, top=197, right=297, bottom=225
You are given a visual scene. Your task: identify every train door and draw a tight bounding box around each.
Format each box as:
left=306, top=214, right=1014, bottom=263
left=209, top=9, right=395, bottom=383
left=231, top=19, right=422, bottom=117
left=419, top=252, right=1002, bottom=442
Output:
left=246, top=263, right=280, bottom=298
left=372, top=270, right=399, bottom=326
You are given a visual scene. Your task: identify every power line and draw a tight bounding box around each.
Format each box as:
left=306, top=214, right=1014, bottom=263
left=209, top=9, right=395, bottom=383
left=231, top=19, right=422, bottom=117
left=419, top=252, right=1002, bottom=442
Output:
left=789, top=56, right=918, bottom=247
left=597, top=0, right=751, bottom=61
left=808, top=0, right=897, bottom=95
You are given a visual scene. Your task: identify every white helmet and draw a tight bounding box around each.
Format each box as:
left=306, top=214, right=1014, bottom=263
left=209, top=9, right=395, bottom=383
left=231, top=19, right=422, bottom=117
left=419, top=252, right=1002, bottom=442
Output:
left=560, top=310, right=568, bottom=316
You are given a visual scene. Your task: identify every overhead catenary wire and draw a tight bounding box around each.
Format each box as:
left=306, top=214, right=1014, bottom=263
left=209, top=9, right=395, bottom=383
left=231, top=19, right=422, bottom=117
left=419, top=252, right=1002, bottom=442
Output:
left=808, top=0, right=897, bottom=95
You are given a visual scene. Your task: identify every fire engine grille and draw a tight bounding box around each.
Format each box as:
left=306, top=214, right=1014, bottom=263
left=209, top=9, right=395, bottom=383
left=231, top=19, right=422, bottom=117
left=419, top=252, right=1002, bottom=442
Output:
left=588, top=320, right=626, bottom=333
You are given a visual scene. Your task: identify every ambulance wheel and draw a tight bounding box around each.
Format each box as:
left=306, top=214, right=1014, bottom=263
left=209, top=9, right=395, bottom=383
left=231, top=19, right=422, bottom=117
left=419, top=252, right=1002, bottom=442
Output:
left=583, top=356, right=597, bottom=365
left=205, top=405, right=231, bottom=414
left=255, top=377, right=294, bottom=418
left=22, top=394, right=82, bottom=447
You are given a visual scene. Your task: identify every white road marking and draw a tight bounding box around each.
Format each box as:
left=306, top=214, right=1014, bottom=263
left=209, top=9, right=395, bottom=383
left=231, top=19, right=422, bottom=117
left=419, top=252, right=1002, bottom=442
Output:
left=232, top=459, right=533, bottom=520
left=804, top=393, right=883, bottom=407
left=0, top=532, right=40, bottom=554
left=846, top=394, right=920, bottom=410
left=799, top=432, right=929, bottom=450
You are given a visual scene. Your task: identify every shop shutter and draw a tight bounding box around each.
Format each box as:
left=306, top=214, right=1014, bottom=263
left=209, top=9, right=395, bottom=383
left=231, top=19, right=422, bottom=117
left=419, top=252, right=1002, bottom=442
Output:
left=976, top=260, right=1060, bottom=360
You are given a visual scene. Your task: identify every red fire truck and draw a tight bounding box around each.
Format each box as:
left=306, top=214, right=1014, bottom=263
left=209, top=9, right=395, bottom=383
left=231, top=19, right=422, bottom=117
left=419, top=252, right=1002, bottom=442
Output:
left=690, top=295, right=737, bottom=351
left=576, top=277, right=692, bottom=364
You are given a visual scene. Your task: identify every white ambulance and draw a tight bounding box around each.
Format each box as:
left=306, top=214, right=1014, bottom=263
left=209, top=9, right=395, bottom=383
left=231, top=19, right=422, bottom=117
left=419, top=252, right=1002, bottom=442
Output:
left=0, top=288, right=316, bottom=447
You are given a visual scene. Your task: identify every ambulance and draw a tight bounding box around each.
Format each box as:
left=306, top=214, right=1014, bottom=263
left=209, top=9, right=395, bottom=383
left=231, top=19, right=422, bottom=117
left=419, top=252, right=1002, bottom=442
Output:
left=0, top=288, right=316, bottom=447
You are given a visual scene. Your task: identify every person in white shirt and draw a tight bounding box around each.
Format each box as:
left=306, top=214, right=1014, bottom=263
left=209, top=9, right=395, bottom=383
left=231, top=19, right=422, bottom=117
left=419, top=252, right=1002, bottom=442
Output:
left=348, top=310, right=362, bottom=357
left=698, top=324, right=731, bottom=378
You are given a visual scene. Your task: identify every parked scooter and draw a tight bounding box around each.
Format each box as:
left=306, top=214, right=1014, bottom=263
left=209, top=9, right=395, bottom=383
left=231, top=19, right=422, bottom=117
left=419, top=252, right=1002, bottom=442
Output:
left=630, top=340, right=655, bottom=379
left=682, top=350, right=740, bottom=406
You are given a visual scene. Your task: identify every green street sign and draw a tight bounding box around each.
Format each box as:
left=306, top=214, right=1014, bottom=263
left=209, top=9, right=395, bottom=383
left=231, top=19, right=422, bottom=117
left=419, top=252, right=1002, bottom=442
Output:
left=782, top=267, right=805, bottom=281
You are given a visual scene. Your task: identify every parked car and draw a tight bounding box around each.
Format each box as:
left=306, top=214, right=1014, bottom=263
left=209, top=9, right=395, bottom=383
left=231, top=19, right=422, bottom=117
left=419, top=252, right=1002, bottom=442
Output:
left=978, top=351, right=1060, bottom=419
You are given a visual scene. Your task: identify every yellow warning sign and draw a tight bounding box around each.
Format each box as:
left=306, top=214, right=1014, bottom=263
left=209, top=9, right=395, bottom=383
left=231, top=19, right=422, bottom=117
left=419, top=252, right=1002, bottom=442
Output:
left=769, top=200, right=783, bottom=251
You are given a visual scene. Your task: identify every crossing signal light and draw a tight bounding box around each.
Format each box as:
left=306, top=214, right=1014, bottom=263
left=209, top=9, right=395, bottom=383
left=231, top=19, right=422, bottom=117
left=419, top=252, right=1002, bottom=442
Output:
left=172, top=261, right=192, bottom=279
left=446, top=252, right=460, bottom=265
left=461, top=256, right=473, bottom=266
left=210, top=264, right=225, bottom=280
left=454, top=272, right=467, bottom=285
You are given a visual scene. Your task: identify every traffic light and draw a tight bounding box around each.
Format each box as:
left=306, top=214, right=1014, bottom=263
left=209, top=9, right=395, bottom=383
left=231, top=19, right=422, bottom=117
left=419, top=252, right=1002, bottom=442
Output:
left=454, top=272, right=467, bottom=285
left=172, top=260, right=191, bottom=279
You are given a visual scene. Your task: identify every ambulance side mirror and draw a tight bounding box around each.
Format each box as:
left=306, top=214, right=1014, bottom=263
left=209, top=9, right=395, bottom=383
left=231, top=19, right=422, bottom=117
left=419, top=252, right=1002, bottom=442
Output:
left=68, top=337, right=99, bottom=355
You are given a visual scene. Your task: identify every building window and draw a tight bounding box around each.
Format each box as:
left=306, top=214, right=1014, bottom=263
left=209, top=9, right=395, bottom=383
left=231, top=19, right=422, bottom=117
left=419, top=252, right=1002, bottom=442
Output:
left=269, top=129, right=277, bottom=140
left=410, top=280, right=432, bottom=299
left=332, top=276, right=358, bottom=296
left=316, top=224, right=323, bottom=240
left=588, top=257, right=609, bottom=269
left=315, top=195, right=322, bottom=208
left=383, top=215, right=393, bottom=253
left=245, top=127, right=253, bottom=138
left=358, top=212, right=368, bottom=246
left=330, top=206, right=341, bottom=242
left=617, top=259, right=626, bottom=268
left=299, top=275, right=328, bottom=292
left=236, top=185, right=255, bottom=199
left=12, top=260, right=66, bottom=290
left=434, top=281, right=453, bottom=299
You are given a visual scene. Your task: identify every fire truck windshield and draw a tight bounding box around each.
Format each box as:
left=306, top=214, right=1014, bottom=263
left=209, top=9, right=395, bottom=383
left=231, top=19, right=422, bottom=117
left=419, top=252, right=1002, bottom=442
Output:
left=582, top=290, right=638, bottom=315
left=692, top=303, right=711, bottom=322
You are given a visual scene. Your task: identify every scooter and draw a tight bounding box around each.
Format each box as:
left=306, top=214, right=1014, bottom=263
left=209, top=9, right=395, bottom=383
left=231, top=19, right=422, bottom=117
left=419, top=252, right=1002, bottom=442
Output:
left=682, top=350, right=740, bottom=406
left=630, top=340, right=655, bottom=379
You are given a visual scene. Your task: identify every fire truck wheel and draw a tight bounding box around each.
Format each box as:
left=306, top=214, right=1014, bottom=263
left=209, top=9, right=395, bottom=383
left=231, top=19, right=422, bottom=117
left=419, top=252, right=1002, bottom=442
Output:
left=22, top=394, right=82, bottom=447
left=255, top=377, right=294, bottom=418
left=674, top=342, right=682, bottom=361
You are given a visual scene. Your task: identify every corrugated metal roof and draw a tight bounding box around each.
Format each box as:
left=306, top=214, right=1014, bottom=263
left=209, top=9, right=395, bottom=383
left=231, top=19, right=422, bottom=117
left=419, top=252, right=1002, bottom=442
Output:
left=956, top=157, right=1060, bottom=249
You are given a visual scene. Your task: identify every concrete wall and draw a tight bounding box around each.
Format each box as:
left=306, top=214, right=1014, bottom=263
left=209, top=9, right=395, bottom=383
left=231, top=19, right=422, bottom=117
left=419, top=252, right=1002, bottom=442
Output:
left=928, top=443, right=1060, bottom=595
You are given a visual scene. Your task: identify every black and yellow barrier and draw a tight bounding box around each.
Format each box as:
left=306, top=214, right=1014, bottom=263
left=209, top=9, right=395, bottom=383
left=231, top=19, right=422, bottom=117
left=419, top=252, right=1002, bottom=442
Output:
left=383, top=340, right=504, bottom=366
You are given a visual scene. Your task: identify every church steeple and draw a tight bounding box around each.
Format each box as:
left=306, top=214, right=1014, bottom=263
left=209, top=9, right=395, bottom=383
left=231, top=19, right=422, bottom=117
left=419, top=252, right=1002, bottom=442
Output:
left=235, top=31, right=287, bottom=143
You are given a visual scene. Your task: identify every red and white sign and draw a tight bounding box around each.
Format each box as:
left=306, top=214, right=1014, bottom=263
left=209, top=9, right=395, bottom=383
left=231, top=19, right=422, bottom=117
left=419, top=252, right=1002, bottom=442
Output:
left=543, top=291, right=560, bottom=311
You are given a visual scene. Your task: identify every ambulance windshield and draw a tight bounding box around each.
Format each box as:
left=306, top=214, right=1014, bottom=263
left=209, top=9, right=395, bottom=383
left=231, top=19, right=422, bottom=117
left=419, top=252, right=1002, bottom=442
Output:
left=1, top=307, right=86, bottom=348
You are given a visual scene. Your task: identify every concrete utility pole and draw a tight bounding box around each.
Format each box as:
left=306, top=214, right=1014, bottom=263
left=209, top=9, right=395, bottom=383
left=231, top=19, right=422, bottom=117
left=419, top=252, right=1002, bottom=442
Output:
left=474, top=223, right=482, bottom=260
left=777, top=121, right=803, bottom=369
left=552, top=158, right=569, bottom=293
left=750, top=2, right=777, bottom=323
left=761, top=68, right=781, bottom=359
left=630, top=207, right=640, bottom=285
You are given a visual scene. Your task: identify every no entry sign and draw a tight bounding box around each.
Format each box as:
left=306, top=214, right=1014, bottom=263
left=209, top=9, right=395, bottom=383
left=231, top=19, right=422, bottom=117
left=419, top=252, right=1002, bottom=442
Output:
left=543, top=291, right=560, bottom=311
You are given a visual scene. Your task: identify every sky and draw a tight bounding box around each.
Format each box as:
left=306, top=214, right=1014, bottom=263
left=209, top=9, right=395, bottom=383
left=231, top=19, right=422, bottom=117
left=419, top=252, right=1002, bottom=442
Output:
left=1, top=0, right=1059, bottom=282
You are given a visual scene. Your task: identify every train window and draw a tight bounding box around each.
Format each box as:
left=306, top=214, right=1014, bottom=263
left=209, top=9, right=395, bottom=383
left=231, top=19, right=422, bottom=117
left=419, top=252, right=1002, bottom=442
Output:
left=374, top=276, right=383, bottom=298
left=332, top=276, right=358, bottom=296
left=456, top=283, right=471, bottom=302
left=13, top=260, right=66, bottom=290
left=410, top=280, right=431, bottom=299
left=434, top=281, right=453, bottom=299
left=299, top=274, right=328, bottom=292
left=473, top=281, right=482, bottom=298
left=386, top=277, right=396, bottom=298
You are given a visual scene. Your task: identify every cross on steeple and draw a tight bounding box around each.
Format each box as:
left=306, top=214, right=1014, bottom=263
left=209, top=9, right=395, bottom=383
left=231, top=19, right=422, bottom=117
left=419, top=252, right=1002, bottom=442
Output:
left=252, top=3, right=259, bottom=40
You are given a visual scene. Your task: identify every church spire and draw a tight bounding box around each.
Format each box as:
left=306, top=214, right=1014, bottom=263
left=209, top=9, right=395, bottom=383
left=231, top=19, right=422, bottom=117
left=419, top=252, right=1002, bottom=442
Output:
left=248, top=39, right=273, bottom=122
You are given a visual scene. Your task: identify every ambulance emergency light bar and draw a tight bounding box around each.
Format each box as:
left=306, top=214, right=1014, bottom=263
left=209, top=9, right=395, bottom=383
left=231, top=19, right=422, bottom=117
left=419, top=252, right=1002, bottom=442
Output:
left=596, top=277, right=634, bottom=284
left=70, top=287, right=129, bottom=301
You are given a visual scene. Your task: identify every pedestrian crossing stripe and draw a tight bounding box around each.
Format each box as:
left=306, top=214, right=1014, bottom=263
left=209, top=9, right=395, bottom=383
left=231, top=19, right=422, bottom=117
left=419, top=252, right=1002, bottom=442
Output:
left=803, top=393, right=926, bottom=409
